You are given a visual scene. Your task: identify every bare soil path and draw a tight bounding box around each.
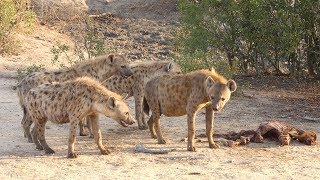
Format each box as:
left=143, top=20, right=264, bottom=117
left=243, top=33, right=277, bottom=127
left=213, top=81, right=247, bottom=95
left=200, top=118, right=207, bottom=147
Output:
left=0, top=76, right=319, bottom=179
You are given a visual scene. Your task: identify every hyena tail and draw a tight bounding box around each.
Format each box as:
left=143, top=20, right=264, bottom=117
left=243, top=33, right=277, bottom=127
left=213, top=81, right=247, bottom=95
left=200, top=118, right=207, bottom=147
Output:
left=23, top=105, right=27, bottom=115
left=21, top=105, right=27, bottom=126
left=143, top=97, right=150, bottom=116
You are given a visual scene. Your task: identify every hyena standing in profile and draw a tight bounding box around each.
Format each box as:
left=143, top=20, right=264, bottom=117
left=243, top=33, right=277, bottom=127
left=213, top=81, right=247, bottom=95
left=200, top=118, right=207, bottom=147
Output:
left=17, top=54, right=133, bottom=142
left=143, top=68, right=237, bottom=151
left=79, top=61, right=181, bottom=135
left=25, top=77, right=135, bottom=158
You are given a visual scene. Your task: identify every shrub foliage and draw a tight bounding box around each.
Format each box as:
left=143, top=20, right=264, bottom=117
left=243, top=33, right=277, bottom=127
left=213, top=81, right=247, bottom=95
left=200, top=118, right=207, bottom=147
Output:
left=176, top=0, right=320, bottom=78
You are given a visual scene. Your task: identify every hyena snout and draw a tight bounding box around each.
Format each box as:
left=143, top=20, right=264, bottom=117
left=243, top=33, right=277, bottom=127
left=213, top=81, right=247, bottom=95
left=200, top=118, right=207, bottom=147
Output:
left=212, top=103, right=220, bottom=112
left=120, top=114, right=136, bottom=127
left=212, top=99, right=227, bottom=112
left=306, top=138, right=316, bottom=146
left=120, top=66, right=133, bottom=77
left=128, top=115, right=136, bottom=125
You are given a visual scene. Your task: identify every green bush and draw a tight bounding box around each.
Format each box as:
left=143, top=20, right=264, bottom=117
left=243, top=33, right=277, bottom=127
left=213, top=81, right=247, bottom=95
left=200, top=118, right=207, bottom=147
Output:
left=50, top=15, right=106, bottom=67
left=50, top=43, right=71, bottom=68
left=72, top=15, right=106, bottom=61
left=176, top=0, right=320, bottom=78
left=175, top=50, right=237, bottom=79
left=0, top=0, right=36, bottom=54
left=175, top=51, right=211, bottom=72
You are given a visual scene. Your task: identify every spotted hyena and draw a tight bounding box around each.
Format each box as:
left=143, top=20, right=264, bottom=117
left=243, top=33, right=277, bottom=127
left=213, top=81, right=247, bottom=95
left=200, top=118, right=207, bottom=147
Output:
left=85, top=61, right=181, bottom=131
left=25, top=77, right=135, bottom=158
left=17, top=54, right=133, bottom=142
left=143, top=68, right=237, bottom=151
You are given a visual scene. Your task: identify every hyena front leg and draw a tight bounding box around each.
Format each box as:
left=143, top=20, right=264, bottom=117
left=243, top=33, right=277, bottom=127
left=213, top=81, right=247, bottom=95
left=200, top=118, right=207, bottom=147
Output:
left=186, top=109, right=197, bottom=152
left=205, top=105, right=220, bottom=149
left=186, top=101, right=205, bottom=152
left=90, top=115, right=110, bottom=155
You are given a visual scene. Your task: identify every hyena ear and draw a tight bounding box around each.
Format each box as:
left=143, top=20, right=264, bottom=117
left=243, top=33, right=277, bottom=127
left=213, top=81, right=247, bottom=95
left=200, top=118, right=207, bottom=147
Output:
left=107, top=54, right=115, bottom=65
left=227, top=80, right=237, bottom=92
left=165, top=63, right=173, bottom=72
left=121, top=93, right=129, bottom=99
left=107, top=96, right=116, bottom=109
left=210, top=67, right=216, bottom=73
left=205, top=76, right=215, bottom=90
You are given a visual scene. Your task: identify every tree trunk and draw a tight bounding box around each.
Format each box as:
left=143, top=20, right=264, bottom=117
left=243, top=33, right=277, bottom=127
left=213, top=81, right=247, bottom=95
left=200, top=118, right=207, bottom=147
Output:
left=226, top=51, right=234, bottom=69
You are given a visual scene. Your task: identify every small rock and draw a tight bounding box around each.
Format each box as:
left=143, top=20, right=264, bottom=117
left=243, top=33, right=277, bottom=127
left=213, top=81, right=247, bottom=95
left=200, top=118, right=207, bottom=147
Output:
left=188, top=172, right=201, bottom=175
left=104, top=32, right=118, bottom=38
left=225, top=159, right=235, bottom=163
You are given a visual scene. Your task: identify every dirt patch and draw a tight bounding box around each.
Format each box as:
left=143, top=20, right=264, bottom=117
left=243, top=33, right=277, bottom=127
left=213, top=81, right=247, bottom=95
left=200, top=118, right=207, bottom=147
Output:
left=87, top=0, right=178, bottom=21
left=0, top=25, right=76, bottom=72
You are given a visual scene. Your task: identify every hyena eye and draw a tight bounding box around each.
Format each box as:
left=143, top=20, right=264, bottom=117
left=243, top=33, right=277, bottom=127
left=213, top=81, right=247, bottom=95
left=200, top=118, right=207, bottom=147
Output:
left=211, top=96, right=214, bottom=100
left=125, top=112, right=129, bottom=116
left=221, top=98, right=225, bottom=101
left=120, top=65, right=125, bottom=68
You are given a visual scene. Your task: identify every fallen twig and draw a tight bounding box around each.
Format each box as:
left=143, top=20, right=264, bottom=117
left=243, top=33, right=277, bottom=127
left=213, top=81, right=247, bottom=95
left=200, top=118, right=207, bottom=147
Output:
left=214, top=138, right=242, bottom=147
left=297, top=104, right=320, bottom=109
left=242, top=92, right=254, bottom=98
left=160, top=155, right=205, bottom=160
left=180, top=137, right=205, bottom=143
left=135, top=144, right=175, bottom=154
left=88, top=13, right=112, bottom=18
left=302, top=116, right=320, bottom=122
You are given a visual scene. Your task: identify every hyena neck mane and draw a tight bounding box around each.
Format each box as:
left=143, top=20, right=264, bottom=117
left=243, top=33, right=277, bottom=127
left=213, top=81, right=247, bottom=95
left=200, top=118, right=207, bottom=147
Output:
left=71, top=55, right=112, bottom=80
left=131, top=61, right=170, bottom=72
left=73, top=77, right=123, bottom=102
left=192, top=69, right=228, bottom=84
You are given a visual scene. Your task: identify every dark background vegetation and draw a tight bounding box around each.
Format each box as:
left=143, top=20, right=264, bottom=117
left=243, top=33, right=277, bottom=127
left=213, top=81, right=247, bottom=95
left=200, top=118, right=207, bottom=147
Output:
left=175, top=0, right=320, bottom=79
left=1, top=0, right=320, bottom=80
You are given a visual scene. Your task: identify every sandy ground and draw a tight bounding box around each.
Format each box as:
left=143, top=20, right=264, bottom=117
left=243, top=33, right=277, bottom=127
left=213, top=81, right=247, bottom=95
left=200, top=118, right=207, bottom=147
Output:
left=0, top=0, right=320, bottom=179
left=1, top=76, right=320, bottom=179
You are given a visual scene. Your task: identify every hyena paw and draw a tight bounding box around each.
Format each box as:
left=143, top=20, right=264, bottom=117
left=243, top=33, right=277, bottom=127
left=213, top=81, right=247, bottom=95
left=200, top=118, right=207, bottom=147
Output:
left=151, top=134, right=157, bottom=139
left=89, top=134, right=94, bottom=139
left=45, top=148, right=55, bottom=154
left=36, top=145, right=43, bottom=150
left=187, top=145, right=196, bottom=152
left=28, top=137, right=34, bottom=143
left=67, top=152, right=78, bottom=158
left=138, top=125, right=148, bottom=130
left=79, top=131, right=88, bottom=136
left=158, top=139, right=167, bottom=144
left=101, top=149, right=111, bottom=155
left=209, top=142, right=220, bottom=149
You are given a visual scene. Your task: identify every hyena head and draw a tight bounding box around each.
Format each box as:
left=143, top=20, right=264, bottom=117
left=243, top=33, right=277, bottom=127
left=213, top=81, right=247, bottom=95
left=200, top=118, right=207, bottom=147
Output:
left=302, top=131, right=317, bottom=145
left=97, top=96, right=136, bottom=127
left=205, top=76, right=237, bottom=112
left=164, top=62, right=182, bottom=74
left=107, top=54, right=133, bottom=77
left=152, top=62, right=182, bottom=79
